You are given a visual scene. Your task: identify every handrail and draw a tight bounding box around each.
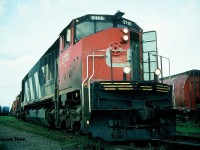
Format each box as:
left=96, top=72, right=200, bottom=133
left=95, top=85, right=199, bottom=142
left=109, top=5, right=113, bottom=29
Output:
left=81, top=53, right=105, bottom=115
left=86, top=49, right=132, bottom=113
left=87, top=50, right=107, bottom=113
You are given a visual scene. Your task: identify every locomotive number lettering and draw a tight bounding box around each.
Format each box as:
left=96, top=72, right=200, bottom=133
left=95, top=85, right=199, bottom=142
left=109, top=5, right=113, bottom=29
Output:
left=90, top=16, right=105, bottom=20
left=112, top=57, right=122, bottom=63
left=62, top=51, right=70, bottom=65
left=122, top=20, right=132, bottom=26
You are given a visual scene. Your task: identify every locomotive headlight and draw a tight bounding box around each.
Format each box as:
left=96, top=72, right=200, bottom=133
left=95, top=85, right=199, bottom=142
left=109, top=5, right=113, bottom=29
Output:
left=155, top=68, right=161, bottom=76
left=122, top=35, right=129, bottom=41
left=122, top=28, right=129, bottom=34
left=86, top=120, right=90, bottom=126
left=123, top=66, right=131, bottom=74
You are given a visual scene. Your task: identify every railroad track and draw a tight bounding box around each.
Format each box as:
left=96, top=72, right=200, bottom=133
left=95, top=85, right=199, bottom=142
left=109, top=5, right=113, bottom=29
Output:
left=173, top=134, right=200, bottom=143
left=152, top=138, right=200, bottom=150
left=175, top=131, right=200, bottom=139
left=113, top=145, right=144, bottom=150
left=112, top=135, right=200, bottom=150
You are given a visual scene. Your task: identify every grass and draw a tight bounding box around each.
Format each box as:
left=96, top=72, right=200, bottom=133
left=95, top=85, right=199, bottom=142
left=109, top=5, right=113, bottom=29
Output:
left=0, top=116, right=107, bottom=149
left=176, top=121, right=200, bottom=137
left=176, top=121, right=200, bottom=133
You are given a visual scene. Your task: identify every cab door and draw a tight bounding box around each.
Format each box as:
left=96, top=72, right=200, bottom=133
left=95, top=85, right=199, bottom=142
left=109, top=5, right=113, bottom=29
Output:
left=142, top=31, right=158, bottom=81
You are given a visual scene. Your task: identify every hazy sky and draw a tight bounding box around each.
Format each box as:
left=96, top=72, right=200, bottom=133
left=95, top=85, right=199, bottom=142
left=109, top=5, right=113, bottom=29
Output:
left=0, top=0, right=200, bottom=107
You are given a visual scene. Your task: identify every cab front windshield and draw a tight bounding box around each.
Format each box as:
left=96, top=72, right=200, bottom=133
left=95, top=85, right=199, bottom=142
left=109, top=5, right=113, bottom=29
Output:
left=75, top=21, right=113, bottom=42
left=75, top=15, right=141, bottom=43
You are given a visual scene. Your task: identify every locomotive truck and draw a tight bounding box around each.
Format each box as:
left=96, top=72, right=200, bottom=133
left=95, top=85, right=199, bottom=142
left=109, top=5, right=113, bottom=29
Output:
left=17, top=11, right=176, bottom=141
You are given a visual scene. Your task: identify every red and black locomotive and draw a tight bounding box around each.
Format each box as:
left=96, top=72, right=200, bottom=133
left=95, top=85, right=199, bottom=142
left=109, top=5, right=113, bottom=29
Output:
left=16, top=11, right=176, bottom=141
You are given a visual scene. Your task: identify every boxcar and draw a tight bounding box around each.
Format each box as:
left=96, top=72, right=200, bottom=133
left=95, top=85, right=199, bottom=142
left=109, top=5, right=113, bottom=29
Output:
left=163, top=69, right=200, bottom=121
left=2, top=106, right=10, bottom=116
left=10, top=95, right=21, bottom=117
left=0, top=105, right=2, bottom=115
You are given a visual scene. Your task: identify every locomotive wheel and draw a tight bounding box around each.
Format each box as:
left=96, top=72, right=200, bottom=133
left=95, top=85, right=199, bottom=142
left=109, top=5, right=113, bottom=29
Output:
left=109, top=42, right=122, bottom=56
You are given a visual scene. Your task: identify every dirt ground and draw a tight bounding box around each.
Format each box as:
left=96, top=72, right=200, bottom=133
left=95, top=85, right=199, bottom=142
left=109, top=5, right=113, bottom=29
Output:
left=0, top=124, right=62, bottom=150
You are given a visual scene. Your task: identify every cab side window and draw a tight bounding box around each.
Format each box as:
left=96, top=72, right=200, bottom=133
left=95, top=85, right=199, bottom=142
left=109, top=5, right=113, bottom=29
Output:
left=65, top=28, right=71, bottom=48
left=60, top=27, right=72, bottom=52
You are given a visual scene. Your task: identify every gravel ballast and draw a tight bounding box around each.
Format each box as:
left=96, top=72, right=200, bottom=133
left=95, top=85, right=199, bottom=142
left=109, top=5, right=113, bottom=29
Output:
left=0, top=124, right=62, bottom=150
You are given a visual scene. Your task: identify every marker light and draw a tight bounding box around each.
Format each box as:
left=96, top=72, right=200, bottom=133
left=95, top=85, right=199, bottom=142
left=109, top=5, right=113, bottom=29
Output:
left=123, top=66, right=131, bottom=74
left=122, top=35, right=129, bottom=41
left=155, top=68, right=161, bottom=76
left=122, top=28, right=129, bottom=34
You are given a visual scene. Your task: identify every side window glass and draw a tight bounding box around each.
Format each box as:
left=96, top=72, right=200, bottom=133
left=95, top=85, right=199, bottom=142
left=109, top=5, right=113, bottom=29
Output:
left=66, top=29, right=71, bottom=46
left=142, top=31, right=158, bottom=81
left=60, top=27, right=71, bottom=52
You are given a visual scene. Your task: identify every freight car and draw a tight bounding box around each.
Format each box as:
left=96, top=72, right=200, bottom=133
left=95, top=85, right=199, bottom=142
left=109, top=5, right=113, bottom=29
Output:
left=10, top=95, right=21, bottom=117
left=163, top=69, right=200, bottom=121
left=0, top=105, right=1, bottom=115
left=17, top=11, right=176, bottom=141
left=1, top=106, right=10, bottom=116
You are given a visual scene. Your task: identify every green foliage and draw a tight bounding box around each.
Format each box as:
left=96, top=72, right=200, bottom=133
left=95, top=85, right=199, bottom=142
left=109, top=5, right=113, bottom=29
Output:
left=176, top=121, right=200, bottom=137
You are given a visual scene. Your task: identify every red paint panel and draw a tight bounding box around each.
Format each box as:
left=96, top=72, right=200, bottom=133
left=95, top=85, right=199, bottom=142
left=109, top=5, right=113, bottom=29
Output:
left=81, top=28, right=130, bottom=82
left=59, top=43, right=82, bottom=92
left=58, top=28, right=141, bottom=93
